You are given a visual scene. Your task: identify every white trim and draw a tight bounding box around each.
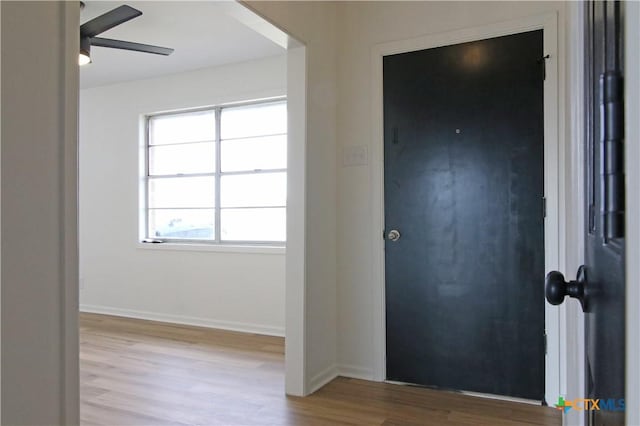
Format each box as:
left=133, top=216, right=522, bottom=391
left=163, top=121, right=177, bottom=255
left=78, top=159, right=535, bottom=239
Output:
left=79, top=304, right=285, bottom=337
left=561, top=3, right=586, bottom=425
left=284, top=45, right=308, bottom=396
left=135, top=242, right=285, bottom=255
left=308, top=364, right=338, bottom=394
left=309, top=364, right=375, bottom=390
left=626, top=2, right=640, bottom=425
left=62, top=2, right=81, bottom=423
left=370, top=13, right=563, bottom=404
left=337, top=364, right=374, bottom=381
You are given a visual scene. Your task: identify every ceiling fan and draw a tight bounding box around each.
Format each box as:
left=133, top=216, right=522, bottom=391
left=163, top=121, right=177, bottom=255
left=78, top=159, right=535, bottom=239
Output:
left=79, top=3, right=174, bottom=65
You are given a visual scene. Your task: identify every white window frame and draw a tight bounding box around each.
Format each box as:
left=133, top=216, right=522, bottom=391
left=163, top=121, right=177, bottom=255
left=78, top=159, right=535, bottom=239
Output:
left=142, top=97, right=287, bottom=246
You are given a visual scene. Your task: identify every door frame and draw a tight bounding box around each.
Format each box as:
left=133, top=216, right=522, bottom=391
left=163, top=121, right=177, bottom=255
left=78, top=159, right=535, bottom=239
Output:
left=370, top=13, right=564, bottom=403
left=625, top=2, right=640, bottom=424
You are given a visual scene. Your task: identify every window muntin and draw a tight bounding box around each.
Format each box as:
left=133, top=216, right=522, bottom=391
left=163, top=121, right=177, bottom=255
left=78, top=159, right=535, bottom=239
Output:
left=145, top=100, right=286, bottom=244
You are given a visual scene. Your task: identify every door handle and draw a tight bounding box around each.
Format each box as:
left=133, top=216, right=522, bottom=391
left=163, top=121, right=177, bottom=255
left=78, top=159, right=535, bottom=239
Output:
left=387, top=229, right=401, bottom=242
left=545, top=265, right=587, bottom=312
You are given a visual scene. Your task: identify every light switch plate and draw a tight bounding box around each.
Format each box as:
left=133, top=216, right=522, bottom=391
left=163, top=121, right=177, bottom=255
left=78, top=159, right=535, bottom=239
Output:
left=343, top=145, right=368, bottom=167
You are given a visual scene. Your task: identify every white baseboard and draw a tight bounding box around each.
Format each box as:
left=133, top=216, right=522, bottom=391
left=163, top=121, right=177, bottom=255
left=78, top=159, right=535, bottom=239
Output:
left=307, top=363, right=375, bottom=395
left=308, top=364, right=338, bottom=394
left=337, top=364, right=375, bottom=381
left=79, top=304, right=285, bottom=337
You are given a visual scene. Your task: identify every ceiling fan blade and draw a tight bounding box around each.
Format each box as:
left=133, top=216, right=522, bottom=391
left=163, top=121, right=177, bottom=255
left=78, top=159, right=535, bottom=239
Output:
left=80, top=5, right=142, bottom=38
left=90, top=37, right=174, bottom=56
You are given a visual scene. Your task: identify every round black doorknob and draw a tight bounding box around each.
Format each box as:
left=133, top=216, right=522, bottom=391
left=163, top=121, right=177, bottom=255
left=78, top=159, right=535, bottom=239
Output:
left=545, top=271, right=569, bottom=305
left=545, top=266, right=587, bottom=311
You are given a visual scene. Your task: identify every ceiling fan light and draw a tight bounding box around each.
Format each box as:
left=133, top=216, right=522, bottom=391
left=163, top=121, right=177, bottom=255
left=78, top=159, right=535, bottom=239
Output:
left=78, top=52, right=91, bottom=66
left=79, top=37, right=91, bottom=66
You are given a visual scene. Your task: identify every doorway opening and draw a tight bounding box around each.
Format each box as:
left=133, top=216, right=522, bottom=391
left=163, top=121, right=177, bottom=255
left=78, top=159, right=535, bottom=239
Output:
left=77, top=1, right=306, bottom=422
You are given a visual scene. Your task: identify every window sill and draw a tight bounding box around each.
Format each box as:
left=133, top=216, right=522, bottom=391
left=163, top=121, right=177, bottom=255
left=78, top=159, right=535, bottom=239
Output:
left=136, top=242, right=285, bottom=255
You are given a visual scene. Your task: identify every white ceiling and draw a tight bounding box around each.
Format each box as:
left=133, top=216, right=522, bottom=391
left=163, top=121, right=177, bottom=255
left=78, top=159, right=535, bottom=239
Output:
left=80, top=1, right=285, bottom=89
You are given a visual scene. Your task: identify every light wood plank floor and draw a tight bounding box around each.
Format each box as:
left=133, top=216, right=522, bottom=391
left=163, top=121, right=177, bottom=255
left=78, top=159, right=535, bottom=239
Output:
left=80, top=313, right=561, bottom=426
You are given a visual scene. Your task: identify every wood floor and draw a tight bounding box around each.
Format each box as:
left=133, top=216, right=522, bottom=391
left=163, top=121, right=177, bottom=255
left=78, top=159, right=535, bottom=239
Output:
left=80, top=313, right=561, bottom=425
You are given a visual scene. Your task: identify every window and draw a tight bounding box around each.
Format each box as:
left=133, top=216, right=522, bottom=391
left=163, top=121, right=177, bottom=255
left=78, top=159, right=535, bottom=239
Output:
left=144, top=99, right=287, bottom=245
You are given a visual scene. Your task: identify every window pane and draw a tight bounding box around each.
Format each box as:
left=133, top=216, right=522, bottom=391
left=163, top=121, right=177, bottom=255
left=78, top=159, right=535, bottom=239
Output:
left=221, top=208, right=285, bottom=241
left=220, top=172, right=286, bottom=208
left=221, top=102, right=286, bottom=140
left=221, top=135, right=286, bottom=172
left=149, top=208, right=214, bottom=240
left=149, top=142, right=215, bottom=175
left=150, top=110, right=215, bottom=145
left=149, top=176, right=215, bottom=208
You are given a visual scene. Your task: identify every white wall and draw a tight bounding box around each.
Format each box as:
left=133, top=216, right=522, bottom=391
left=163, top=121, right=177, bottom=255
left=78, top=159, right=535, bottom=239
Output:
left=1, top=2, right=79, bottom=424
left=79, top=55, right=288, bottom=336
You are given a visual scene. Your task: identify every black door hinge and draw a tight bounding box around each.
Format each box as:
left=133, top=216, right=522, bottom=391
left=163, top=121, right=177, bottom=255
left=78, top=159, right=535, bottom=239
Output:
left=538, top=54, right=550, bottom=81
left=543, top=197, right=547, bottom=218
left=544, top=333, right=547, bottom=354
left=600, top=70, right=625, bottom=239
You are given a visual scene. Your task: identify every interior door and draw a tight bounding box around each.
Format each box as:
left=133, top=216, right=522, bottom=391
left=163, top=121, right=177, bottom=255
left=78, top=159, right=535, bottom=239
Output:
left=585, top=1, right=625, bottom=424
left=545, top=2, right=626, bottom=423
left=383, top=30, right=545, bottom=400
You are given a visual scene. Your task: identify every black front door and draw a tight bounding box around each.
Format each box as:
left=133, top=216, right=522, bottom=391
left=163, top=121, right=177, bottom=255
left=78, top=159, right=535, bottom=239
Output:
left=383, top=30, right=545, bottom=400
left=584, top=1, right=625, bottom=424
